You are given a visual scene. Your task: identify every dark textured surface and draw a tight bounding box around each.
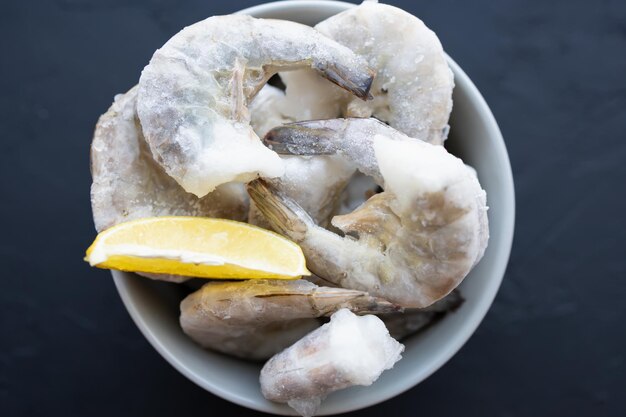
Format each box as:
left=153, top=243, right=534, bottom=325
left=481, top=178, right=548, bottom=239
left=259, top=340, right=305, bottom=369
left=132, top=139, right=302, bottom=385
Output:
left=1, top=0, right=625, bottom=416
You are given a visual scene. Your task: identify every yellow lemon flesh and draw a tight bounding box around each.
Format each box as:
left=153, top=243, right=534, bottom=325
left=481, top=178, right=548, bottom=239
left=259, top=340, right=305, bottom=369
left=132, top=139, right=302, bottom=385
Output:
left=85, top=217, right=310, bottom=279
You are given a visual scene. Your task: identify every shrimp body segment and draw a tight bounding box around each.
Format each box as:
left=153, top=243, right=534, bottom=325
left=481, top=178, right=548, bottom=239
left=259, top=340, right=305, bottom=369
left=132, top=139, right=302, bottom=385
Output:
left=137, top=15, right=374, bottom=197
left=251, top=118, right=489, bottom=308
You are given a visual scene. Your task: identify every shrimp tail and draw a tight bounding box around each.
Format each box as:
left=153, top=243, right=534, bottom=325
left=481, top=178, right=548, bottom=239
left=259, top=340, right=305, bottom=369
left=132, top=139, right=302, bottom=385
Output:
left=263, top=119, right=347, bottom=155
left=247, top=179, right=313, bottom=242
left=263, top=118, right=393, bottom=156
left=310, top=286, right=402, bottom=315
left=313, top=62, right=375, bottom=101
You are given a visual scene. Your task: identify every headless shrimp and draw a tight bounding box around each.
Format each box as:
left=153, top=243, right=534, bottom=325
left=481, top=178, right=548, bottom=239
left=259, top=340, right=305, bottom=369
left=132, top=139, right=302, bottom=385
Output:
left=249, top=118, right=488, bottom=308
left=260, top=308, right=403, bottom=417
left=137, top=15, right=374, bottom=197
left=280, top=1, right=454, bottom=145
left=90, top=87, right=248, bottom=282
left=180, top=279, right=399, bottom=360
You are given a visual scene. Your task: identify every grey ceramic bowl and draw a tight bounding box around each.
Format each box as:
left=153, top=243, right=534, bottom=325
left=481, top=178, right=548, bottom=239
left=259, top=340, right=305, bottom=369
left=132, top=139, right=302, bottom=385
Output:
left=111, top=1, right=515, bottom=415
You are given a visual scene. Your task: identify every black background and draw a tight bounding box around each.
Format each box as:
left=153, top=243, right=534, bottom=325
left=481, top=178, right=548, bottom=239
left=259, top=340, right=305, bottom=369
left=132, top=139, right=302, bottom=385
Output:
left=1, top=0, right=625, bottom=416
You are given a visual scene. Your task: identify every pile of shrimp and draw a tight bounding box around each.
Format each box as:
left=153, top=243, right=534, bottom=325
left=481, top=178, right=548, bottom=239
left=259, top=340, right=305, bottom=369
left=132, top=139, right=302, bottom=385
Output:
left=89, top=2, right=488, bottom=416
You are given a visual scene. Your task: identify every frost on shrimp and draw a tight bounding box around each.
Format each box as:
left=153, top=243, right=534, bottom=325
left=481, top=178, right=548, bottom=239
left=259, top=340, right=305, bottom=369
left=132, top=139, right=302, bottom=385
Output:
left=90, top=87, right=248, bottom=282
left=180, top=279, right=399, bottom=360
left=250, top=118, right=489, bottom=308
left=248, top=84, right=294, bottom=139
left=137, top=15, right=374, bottom=197
left=248, top=85, right=355, bottom=229
left=280, top=1, right=454, bottom=145
left=260, top=308, right=403, bottom=417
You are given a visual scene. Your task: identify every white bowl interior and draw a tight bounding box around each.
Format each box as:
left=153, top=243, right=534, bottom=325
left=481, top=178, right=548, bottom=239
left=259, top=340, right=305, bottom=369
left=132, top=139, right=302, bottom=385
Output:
left=112, top=1, right=515, bottom=415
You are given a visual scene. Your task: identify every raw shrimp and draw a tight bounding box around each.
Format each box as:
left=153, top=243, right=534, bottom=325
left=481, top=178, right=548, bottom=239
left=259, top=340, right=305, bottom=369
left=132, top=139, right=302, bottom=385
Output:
left=380, top=290, right=464, bottom=340
left=90, top=87, right=248, bottom=282
left=180, top=279, right=399, bottom=360
left=137, top=15, right=374, bottom=197
left=248, top=85, right=355, bottom=229
left=250, top=1, right=455, bottom=229
left=249, top=118, right=489, bottom=308
left=260, top=308, right=403, bottom=417
left=280, top=1, right=454, bottom=145
left=90, top=87, right=248, bottom=231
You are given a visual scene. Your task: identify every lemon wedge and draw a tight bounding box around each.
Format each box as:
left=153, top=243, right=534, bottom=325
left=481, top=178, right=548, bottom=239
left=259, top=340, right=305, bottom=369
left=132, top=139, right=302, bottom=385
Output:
left=85, top=217, right=310, bottom=279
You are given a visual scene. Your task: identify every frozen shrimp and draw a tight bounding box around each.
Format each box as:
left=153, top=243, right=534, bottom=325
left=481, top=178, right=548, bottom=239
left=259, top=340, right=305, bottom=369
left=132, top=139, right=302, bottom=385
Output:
left=137, top=15, right=374, bottom=197
left=180, top=279, right=399, bottom=360
left=249, top=118, right=488, bottom=308
left=280, top=1, right=454, bottom=144
left=90, top=87, right=248, bottom=282
left=260, top=308, right=403, bottom=417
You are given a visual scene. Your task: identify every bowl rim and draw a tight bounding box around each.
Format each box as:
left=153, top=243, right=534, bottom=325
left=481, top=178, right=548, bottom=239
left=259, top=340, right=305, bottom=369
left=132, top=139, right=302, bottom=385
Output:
left=112, top=0, right=516, bottom=414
